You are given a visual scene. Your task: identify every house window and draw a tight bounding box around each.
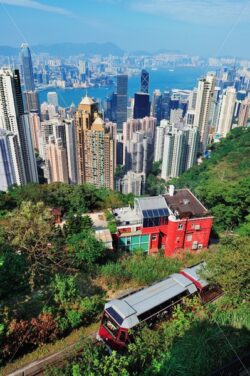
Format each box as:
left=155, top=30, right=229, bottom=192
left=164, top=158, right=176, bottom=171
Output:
left=191, top=223, right=195, bottom=228
left=187, top=234, right=192, bottom=242
left=152, top=235, right=157, bottom=240
left=178, top=224, right=183, bottom=230
left=176, top=237, right=180, bottom=243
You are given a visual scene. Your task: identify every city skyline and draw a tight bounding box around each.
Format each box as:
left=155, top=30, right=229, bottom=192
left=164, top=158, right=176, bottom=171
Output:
left=0, top=0, right=250, bottom=58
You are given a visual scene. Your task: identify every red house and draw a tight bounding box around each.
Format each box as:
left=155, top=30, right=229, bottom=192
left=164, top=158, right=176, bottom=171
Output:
left=113, top=186, right=213, bottom=257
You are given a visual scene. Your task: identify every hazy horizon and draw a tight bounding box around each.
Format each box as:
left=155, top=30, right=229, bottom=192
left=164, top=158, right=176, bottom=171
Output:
left=0, top=0, right=250, bottom=58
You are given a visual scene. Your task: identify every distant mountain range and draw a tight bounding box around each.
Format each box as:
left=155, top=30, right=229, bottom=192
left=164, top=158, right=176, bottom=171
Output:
left=0, top=43, right=185, bottom=57
left=0, top=42, right=124, bottom=57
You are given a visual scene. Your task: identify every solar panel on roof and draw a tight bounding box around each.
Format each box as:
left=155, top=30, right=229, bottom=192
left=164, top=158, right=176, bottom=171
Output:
left=106, top=307, right=123, bottom=325
left=163, top=209, right=168, bottom=216
left=152, top=209, right=159, bottom=217
left=142, top=210, right=149, bottom=218
left=147, top=209, right=154, bottom=218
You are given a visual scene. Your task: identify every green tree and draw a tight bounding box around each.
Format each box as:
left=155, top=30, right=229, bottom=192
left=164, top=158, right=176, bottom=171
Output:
left=3, top=201, right=66, bottom=288
left=53, top=274, right=78, bottom=307
left=0, top=246, right=28, bottom=298
left=68, top=231, right=106, bottom=267
left=203, top=236, right=250, bottom=302
left=64, top=214, right=93, bottom=237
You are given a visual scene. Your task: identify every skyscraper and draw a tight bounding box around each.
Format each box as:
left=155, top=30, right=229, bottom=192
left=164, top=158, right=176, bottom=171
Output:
left=75, top=96, right=116, bottom=189
left=161, top=91, right=171, bottom=120
left=154, top=120, right=170, bottom=162
left=161, top=125, right=199, bottom=180
left=140, top=69, right=149, bottom=93
left=47, top=92, right=59, bottom=108
left=194, top=73, right=215, bottom=153
left=20, top=43, right=35, bottom=91
left=124, top=131, right=151, bottom=175
left=123, top=117, right=156, bottom=165
left=216, top=87, right=236, bottom=138
left=118, top=170, right=146, bottom=196
left=23, top=91, right=40, bottom=114
left=151, top=89, right=162, bottom=124
left=0, top=69, right=38, bottom=185
left=0, top=129, right=20, bottom=190
left=238, top=97, right=250, bottom=127
left=133, top=92, right=150, bottom=119
left=74, top=95, right=98, bottom=184
left=46, top=136, right=69, bottom=183
left=28, top=113, right=40, bottom=151
left=64, top=118, right=77, bottom=184
left=116, top=74, right=128, bottom=130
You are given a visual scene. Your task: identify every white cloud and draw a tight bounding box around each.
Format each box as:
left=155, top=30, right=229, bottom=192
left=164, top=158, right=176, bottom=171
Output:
left=131, top=0, right=250, bottom=25
left=0, top=0, right=75, bottom=17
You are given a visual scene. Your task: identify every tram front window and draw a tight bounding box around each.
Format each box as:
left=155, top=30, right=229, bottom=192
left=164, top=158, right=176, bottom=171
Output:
left=103, top=313, right=119, bottom=338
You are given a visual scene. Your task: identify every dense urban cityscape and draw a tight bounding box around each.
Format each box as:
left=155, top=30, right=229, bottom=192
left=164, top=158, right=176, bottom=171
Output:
left=1, top=44, right=250, bottom=195
left=0, top=1, right=249, bottom=375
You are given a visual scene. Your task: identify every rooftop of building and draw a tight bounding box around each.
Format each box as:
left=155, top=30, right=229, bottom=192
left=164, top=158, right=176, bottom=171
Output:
left=86, top=211, right=108, bottom=231
left=164, top=188, right=208, bottom=219
left=84, top=211, right=113, bottom=249
left=135, top=196, right=168, bottom=215
left=95, top=229, right=113, bottom=249
left=113, top=207, right=141, bottom=227
left=80, top=95, right=95, bottom=106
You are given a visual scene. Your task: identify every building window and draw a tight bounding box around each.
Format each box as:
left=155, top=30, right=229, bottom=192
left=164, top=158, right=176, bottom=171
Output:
left=187, top=234, right=192, bottom=242
left=178, top=224, right=183, bottom=230
left=152, top=235, right=157, bottom=241
left=176, top=237, right=180, bottom=243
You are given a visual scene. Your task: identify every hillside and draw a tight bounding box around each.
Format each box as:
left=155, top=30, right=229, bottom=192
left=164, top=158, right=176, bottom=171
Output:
left=172, top=127, right=250, bottom=233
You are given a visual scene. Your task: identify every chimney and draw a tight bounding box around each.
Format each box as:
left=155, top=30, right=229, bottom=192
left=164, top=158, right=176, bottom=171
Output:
left=169, top=185, right=175, bottom=197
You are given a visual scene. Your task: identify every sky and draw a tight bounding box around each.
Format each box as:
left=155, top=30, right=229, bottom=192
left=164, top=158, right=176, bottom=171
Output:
left=0, top=0, right=250, bottom=58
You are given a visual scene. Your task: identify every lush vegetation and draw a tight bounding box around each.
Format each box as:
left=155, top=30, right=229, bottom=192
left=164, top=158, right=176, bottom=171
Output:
left=0, top=184, right=133, bottom=366
left=171, top=127, right=250, bottom=233
left=0, top=128, right=250, bottom=374
left=45, top=236, right=250, bottom=376
left=145, top=161, right=168, bottom=195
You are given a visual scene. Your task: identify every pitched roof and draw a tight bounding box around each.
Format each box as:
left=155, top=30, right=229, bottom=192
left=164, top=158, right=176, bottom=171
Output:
left=164, top=189, right=208, bottom=218
left=80, top=95, right=95, bottom=106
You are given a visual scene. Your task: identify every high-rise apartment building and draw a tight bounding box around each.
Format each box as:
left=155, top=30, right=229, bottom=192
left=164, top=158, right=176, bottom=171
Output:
left=194, top=73, right=215, bottom=153
left=123, top=117, right=156, bottom=165
left=238, top=97, right=250, bottom=127
left=118, top=170, right=146, bottom=196
left=216, top=87, right=236, bottom=138
left=0, top=69, right=38, bottom=185
left=20, top=43, right=35, bottom=91
left=154, top=120, right=170, bottom=162
left=140, top=69, right=149, bottom=93
left=0, top=129, right=22, bottom=190
left=46, top=136, right=69, bottom=183
left=75, top=96, right=116, bottom=189
left=161, top=126, right=199, bottom=180
left=185, top=126, right=200, bottom=169
left=116, top=74, right=128, bottom=130
left=28, top=113, right=40, bottom=151
left=64, top=118, right=77, bottom=184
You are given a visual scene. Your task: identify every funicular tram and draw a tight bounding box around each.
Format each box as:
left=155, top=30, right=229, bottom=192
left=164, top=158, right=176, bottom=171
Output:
left=97, top=262, right=221, bottom=350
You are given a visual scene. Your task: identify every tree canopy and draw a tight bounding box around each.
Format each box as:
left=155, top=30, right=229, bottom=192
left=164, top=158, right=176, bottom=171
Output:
left=171, top=128, right=250, bottom=232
